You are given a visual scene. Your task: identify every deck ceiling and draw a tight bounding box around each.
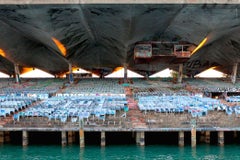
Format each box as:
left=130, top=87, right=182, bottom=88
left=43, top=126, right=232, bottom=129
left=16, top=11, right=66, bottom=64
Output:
left=0, top=3, right=240, bottom=76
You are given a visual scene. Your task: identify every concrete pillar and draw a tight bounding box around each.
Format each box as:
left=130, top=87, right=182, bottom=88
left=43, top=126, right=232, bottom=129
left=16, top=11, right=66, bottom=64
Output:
left=68, top=131, right=73, bottom=145
left=61, top=131, right=67, bottom=146
left=14, top=64, right=20, bottom=83
left=22, top=131, right=28, bottom=147
left=178, top=131, right=184, bottom=147
left=139, top=131, right=145, bottom=146
left=4, top=131, right=10, bottom=143
left=191, top=128, right=196, bottom=147
left=231, top=63, right=238, bottom=84
left=205, top=131, right=210, bottom=144
left=136, top=132, right=144, bottom=146
left=136, top=132, right=140, bottom=145
left=72, top=131, right=76, bottom=143
left=234, top=131, right=237, bottom=139
left=200, top=131, right=205, bottom=143
left=69, top=63, right=74, bottom=84
left=101, top=131, right=106, bottom=147
left=0, top=131, right=4, bottom=144
left=218, top=131, right=224, bottom=146
left=178, top=63, right=183, bottom=83
left=124, top=63, right=128, bottom=83
left=79, top=129, right=85, bottom=148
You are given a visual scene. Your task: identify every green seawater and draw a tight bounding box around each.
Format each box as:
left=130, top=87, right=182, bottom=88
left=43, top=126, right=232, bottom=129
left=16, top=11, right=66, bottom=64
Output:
left=0, top=144, right=239, bottom=160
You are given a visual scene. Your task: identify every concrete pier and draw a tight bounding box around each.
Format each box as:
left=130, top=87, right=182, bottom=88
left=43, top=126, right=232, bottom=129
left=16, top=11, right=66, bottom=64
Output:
left=178, top=131, right=184, bottom=147
left=0, top=131, right=4, bottom=144
left=178, top=63, right=183, bottom=83
left=68, top=131, right=73, bottom=145
left=205, top=131, right=210, bottom=144
left=4, top=131, right=10, bottom=143
left=218, top=131, right=224, bottom=146
left=136, top=131, right=145, bottom=146
left=231, top=63, right=238, bottom=84
left=79, top=129, right=85, bottom=148
left=191, top=128, right=196, bottom=147
left=61, top=131, right=67, bottom=146
left=124, top=63, right=128, bottom=83
left=101, top=131, right=106, bottom=147
left=22, top=131, right=28, bottom=147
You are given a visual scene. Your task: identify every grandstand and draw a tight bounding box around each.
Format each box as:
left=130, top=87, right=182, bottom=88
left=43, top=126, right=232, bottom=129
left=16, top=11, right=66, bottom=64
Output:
left=0, top=0, right=240, bottom=147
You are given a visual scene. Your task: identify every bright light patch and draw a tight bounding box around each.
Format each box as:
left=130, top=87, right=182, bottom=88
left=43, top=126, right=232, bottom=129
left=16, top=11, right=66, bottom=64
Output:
left=195, top=68, right=227, bottom=78
left=191, top=37, right=208, bottom=55
left=105, top=68, right=144, bottom=78
left=72, top=68, right=90, bottom=74
left=150, top=68, right=172, bottom=78
left=0, top=49, right=6, bottom=58
left=21, top=67, right=34, bottom=74
left=0, top=72, right=9, bottom=78
left=52, top=37, right=67, bottom=57
left=20, top=68, right=54, bottom=78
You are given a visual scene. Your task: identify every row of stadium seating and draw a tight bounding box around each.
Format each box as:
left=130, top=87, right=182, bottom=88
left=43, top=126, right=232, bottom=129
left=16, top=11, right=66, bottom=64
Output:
left=13, top=95, right=128, bottom=123
left=0, top=96, right=37, bottom=117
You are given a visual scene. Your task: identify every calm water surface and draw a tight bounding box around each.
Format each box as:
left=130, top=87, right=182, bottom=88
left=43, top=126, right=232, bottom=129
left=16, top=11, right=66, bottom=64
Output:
left=0, top=144, right=239, bottom=160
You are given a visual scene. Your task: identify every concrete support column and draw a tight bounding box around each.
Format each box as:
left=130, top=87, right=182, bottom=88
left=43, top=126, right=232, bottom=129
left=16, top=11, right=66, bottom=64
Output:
left=200, top=131, right=205, bottom=143
left=178, top=131, right=184, bottom=147
left=79, top=129, right=85, bottom=148
left=136, top=132, right=144, bottom=146
left=61, top=131, right=67, bottom=146
left=14, top=64, right=20, bottom=83
left=218, top=131, right=224, bottom=146
left=0, top=131, right=4, bottom=144
left=234, top=131, right=237, bottom=139
left=22, top=131, right=28, bottom=147
left=124, top=63, right=128, bottom=83
left=191, top=128, right=196, bottom=147
left=68, top=131, right=73, bottom=145
left=72, top=131, right=76, bottom=143
left=4, top=131, right=10, bottom=143
left=178, top=63, right=183, bottom=83
left=101, top=131, right=106, bottom=147
left=231, top=63, right=238, bottom=84
left=136, top=132, right=140, bottom=145
left=69, top=63, right=74, bottom=84
left=205, top=131, right=210, bottom=144
left=139, top=131, right=145, bottom=146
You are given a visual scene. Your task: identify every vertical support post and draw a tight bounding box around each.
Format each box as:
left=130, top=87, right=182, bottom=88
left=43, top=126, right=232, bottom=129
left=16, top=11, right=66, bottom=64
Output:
left=218, top=131, right=224, bottom=146
left=68, top=131, right=73, bottom=145
left=232, top=63, right=238, bottom=84
left=136, top=132, right=144, bottom=146
left=124, top=63, right=128, bottom=83
left=178, top=131, right=184, bottom=147
left=22, top=130, right=28, bottom=147
left=79, top=129, right=85, bottom=148
left=139, top=131, right=145, bottom=146
left=136, top=132, right=140, bottom=145
left=79, top=119, right=85, bottom=148
left=4, top=131, right=10, bottom=143
left=72, top=131, right=76, bottom=143
left=14, top=64, right=20, bottom=84
left=205, top=131, right=210, bottom=144
left=234, top=131, right=237, bottom=139
left=62, top=131, right=67, bottom=146
left=191, top=128, right=196, bottom=147
left=178, top=63, right=183, bottom=83
left=101, top=131, right=106, bottom=147
left=69, top=63, right=74, bottom=84
left=200, top=131, right=205, bottom=143
left=0, top=131, right=4, bottom=144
